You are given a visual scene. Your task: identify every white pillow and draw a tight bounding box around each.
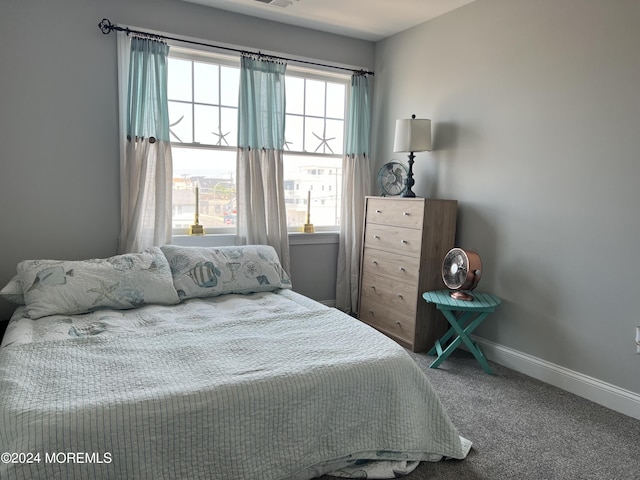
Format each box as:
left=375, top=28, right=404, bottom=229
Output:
left=17, top=247, right=180, bottom=319
left=0, top=276, right=25, bottom=305
left=161, top=244, right=291, bottom=301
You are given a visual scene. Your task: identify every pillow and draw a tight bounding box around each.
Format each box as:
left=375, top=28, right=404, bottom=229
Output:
left=17, top=247, right=180, bottom=319
left=0, top=276, right=25, bottom=305
left=160, top=244, right=291, bottom=300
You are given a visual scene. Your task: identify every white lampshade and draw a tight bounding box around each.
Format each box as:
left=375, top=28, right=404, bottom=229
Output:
left=393, top=117, right=432, bottom=153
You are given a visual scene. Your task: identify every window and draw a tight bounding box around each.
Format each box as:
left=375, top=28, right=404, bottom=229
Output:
left=168, top=49, right=239, bottom=234
left=167, top=47, right=348, bottom=235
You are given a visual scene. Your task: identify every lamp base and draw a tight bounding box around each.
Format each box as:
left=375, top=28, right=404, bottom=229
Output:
left=189, top=224, right=205, bottom=235
left=402, top=152, right=416, bottom=197
left=303, top=223, right=315, bottom=233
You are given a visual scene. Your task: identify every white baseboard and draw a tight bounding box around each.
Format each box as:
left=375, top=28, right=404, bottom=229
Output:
left=474, top=336, right=640, bottom=421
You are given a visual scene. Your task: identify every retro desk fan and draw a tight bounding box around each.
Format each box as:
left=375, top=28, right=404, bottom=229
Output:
left=376, top=162, right=407, bottom=196
left=442, top=248, right=482, bottom=301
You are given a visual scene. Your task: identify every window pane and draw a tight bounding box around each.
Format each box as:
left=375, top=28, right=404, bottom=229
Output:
left=285, top=114, right=303, bottom=152
left=221, top=107, right=238, bottom=147
left=286, top=76, right=304, bottom=115
left=172, top=147, right=236, bottom=231
left=194, top=62, right=219, bottom=105
left=194, top=104, right=220, bottom=145
left=325, top=119, right=344, bottom=155
left=283, top=154, right=341, bottom=227
left=306, top=117, right=338, bottom=154
left=168, top=101, right=193, bottom=143
left=220, top=66, right=240, bottom=107
left=326, top=82, right=345, bottom=119
left=168, top=58, right=192, bottom=102
left=305, top=79, right=326, bottom=117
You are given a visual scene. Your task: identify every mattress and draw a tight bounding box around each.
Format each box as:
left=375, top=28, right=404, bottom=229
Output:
left=0, top=289, right=469, bottom=479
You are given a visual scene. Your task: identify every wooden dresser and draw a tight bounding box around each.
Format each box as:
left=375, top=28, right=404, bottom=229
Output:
left=358, top=197, right=457, bottom=352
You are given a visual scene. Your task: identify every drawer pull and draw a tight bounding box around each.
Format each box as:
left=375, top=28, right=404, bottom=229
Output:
left=375, top=209, right=382, bottom=213
left=403, top=212, right=410, bottom=216
left=399, top=267, right=406, bottom=272
left=397, top=294, right=403, bottom=299
left=372, top=260, right=378, bottom=265
left=400, top=239, right=408, bottom=244
left=374, top=235, right=380, bottom=239
left=395, top=321, right=401, bottom=326
left=370, top=285, right=376, bottom=290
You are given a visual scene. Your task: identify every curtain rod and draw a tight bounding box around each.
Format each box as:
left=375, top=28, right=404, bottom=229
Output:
left=98, top=19, right=374, bottom=76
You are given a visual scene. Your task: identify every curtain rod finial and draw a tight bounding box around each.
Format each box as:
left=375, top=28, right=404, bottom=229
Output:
left=99, top=18, right=114, bottom=35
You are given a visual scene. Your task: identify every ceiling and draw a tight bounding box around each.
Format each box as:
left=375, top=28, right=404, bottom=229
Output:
left=181, top=0, right=476, bottom=41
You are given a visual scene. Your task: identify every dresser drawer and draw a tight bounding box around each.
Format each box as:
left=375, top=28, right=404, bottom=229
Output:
left=361, top=248, right=420, bottom=284
left=359, top=271, right=418, bottom=316
left=364, top=223, right=422, bottom=257
left=366, top=198, right=424, bottom=229
left=359, top=295, right=415, bottom=345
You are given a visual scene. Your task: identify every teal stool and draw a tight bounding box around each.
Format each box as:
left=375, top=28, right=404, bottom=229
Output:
left=423, top=290, right=502, bottom=375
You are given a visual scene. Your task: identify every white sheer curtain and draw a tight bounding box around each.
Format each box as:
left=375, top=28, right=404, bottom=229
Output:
left=236, top=55, right=290, bottom=274
left=336, top=74, right=372, bottom=313
left=117, top=32, right=173, bottom=254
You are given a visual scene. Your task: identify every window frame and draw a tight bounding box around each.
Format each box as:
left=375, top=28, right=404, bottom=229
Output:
left=167, top=47, right=350, bottom=237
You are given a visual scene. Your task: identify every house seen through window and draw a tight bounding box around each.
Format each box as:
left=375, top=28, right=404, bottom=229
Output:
left=168, top=47, right=348, bottom=235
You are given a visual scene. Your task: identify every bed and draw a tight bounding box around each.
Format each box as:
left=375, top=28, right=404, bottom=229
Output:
left=0, top=245, right=470, bottom=480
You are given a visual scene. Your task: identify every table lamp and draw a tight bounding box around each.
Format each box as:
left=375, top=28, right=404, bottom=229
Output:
left=393, top=114, right=432, bottom=198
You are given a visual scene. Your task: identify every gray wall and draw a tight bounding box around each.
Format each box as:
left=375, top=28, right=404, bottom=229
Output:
left=0, top=0, right=373, bottom=319
left=373, top=0, right=640, bottom=395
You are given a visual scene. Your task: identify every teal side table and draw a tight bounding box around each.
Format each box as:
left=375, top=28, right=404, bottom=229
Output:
left=422, top=290, right=502, bottom=374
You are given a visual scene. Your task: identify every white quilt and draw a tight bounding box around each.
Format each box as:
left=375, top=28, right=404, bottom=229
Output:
left=0, top=290, right=469, bottom=480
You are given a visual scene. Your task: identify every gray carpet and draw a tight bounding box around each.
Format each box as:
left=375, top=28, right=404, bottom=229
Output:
left=317, top=350, right=640, bottom=480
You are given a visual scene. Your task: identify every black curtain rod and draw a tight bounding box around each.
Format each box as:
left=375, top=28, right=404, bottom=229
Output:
left=98, top=19, right=374, bottom=76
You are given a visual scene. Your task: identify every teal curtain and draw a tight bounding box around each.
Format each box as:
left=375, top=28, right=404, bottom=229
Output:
left=238, top=55, right=286, bottom=150
left=336, top=73, right=372, bottom=312
left=118, top=36, right=173, bottom=253
left=236, top=55, right=290, bottom=273
left=345, top=74, right=371, bottom=158
left=126, top=37, right=171, bottom=142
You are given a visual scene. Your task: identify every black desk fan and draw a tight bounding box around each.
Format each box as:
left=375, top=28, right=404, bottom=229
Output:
left=442, top=248, right=482, bottom=301
left=376, top=162, right=407, bottom=196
